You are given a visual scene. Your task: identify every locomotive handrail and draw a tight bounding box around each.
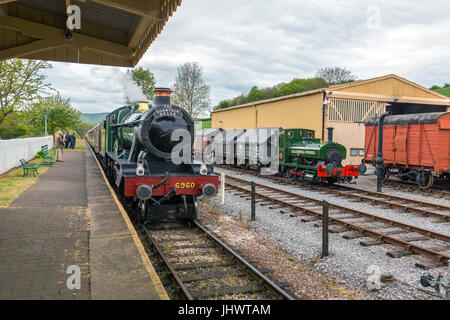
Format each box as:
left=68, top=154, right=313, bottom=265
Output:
left=109, top=121, right=143, bottom=127
left=152, top=171, right=170, bottom=191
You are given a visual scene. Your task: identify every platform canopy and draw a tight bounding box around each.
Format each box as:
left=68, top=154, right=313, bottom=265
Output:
left=0, top=0, right=182, bottom=67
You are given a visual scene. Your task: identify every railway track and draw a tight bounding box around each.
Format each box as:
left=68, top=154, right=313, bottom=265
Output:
left=141, top=220, right=294, bottom=300
left=223, top=174, right=450, bottom=268
left=382, top=179, right=450, bottom=200
left=215, top=166, right=450, bottom=222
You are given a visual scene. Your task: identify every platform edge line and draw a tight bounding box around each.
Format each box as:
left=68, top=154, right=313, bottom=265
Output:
left=88, top=147, right=170, bottom=300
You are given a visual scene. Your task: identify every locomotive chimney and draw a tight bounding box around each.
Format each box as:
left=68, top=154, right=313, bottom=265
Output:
left=154, top=87, right=171, bottom=106
left=327, top=127, right=334, bottom=143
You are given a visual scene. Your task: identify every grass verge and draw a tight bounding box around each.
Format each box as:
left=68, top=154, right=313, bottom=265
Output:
left=0, top=158, right=49, bottom=207
left=63, top=139, right=86, bottom=152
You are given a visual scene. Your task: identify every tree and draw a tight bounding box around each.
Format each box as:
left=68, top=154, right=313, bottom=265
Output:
left=25, top=94, right=81, bottom=136
left=74, top=121, right=94, bottom=138
left=247, top=86, right=264, bottom=102
left=0, top=114, right=28, bottom=139
left=213, top=77, right=328, bottom=110
left=126, top=67, right=156, bottom=102
left=214, top=100, right=232, bottom=110
left=0, top=59, right=52, bottom=126
left=172, top=62, right=211, bottom=117
left=315, top=67, right=356, bottom=85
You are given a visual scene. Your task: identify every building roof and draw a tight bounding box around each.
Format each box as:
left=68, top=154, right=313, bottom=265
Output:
left=365, top=111, right=450, bottom=126
left=0, top=0, right=182, bottom=67
left=211, top=74, right=450, bottom=114
left=329, top=74, right=449, bottom=100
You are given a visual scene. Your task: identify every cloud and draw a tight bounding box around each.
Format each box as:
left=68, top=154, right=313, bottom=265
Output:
left=43, top=0, right=450, bottom=114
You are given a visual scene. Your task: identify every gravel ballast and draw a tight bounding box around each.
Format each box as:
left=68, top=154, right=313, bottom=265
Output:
left=207, top=168, right=449, bottom=300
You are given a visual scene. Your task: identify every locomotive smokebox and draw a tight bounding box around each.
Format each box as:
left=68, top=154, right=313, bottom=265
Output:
left=154, top=87, right=172, bottom=106
left=327, top=127, right=334, bottom=143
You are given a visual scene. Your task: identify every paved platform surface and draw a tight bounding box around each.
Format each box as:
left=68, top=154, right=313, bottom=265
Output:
left=85, top=147, right=167, bottom=300
left=0, top=147, right=167, bottom=300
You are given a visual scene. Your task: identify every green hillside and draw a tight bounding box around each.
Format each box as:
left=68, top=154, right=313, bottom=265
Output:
left=80, top=112, right=109, bottom=125
left=433, top=87, right=450, bottom=97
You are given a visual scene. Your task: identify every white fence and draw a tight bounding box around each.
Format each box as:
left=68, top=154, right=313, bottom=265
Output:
left=0, top=136, right=54, bottom=174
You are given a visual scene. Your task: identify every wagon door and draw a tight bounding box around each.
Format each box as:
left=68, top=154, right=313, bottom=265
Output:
left=364, top=125, right=377, bottom=163
left=437, top=114, right=450, bottom=172
left=382, top=125, right=395, bottom=163
left=393, top=125, right=408, bottom=164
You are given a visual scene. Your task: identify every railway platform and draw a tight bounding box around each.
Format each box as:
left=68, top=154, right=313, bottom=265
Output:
left=0, top=146, right=168, bottom=300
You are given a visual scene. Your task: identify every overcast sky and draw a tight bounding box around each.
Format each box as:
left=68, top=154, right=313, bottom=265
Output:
left=44, top=0, right=450, bottom=113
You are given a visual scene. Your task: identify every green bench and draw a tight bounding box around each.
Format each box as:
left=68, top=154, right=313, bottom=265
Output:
left=40, top=144, right=55, bottom=166
left=20, top=159, right=39, bottom=177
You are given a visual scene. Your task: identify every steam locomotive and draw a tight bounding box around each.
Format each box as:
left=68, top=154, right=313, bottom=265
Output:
left=86, top=88, right=218, bottom=222
left=196, top=127, right=366, bottom=184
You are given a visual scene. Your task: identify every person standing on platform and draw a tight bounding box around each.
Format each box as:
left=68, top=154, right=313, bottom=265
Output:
left=70, top=132, right=76, bottom=149
left=55, top=131, right=64, bottom=162
left=64, top=132, right=71, bottom=149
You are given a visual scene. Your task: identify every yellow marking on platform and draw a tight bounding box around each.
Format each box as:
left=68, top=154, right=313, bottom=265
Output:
left=89, top=147, right=170, bottom=300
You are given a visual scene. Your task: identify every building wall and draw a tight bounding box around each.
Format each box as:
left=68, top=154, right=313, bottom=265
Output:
left=212, top=106, right=257, bottom=129
left=212, top=92, right=324, bottom=134
left=324, top=98, right=386, bottom=165
left=327, top=122, right=367, bottom=165
left=256, top=93, right=324, bottom=134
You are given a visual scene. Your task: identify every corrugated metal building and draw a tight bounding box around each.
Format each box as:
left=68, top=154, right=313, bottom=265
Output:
left=211, top=74, right=450, bottom=165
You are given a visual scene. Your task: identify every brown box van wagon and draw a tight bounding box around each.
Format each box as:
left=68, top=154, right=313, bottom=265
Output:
left=364, top=112, right=450, bottom=189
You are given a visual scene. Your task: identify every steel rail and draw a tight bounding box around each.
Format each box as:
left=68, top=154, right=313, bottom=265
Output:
left=332, top=184, right=450, bottom=213
left=224, top=175, right=450, bottom=265
left=193, top=220, right=294, bottom=300
left=383, top=180, right=450, bottom=199
left=143, top=221, right=294, bottom=300
left=143, top=225, right=194, bottom=300
left=215, top=166, right=450, bottom=221
left=226, top=175, right=450, bottom=243
left=301, top=184, right=450, bottom=221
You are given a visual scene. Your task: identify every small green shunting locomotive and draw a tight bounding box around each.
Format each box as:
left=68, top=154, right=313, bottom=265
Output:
left=278, top=127, right=366, bottom=184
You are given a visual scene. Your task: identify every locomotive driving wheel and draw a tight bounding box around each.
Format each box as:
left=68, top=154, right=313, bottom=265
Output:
left=416, top=171, right=434, bottom=190
left=138, top=200, right=147, bottom=223
left=280, top=167, right=289, bottom=178
left=288, top=168, right=297, bottom=181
